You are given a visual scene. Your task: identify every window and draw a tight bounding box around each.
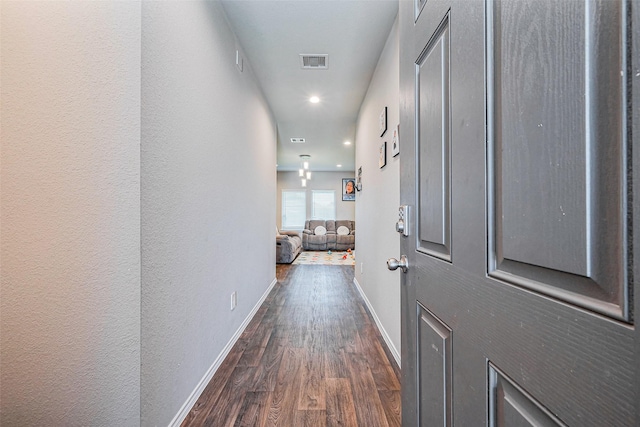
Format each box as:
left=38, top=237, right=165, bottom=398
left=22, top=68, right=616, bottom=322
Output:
left=282, top=190, right=306, bottom=229
left=312, top=190, right=336, bottom=220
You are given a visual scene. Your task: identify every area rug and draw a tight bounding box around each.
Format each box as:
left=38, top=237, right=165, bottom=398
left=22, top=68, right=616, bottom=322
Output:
left=293, top=250, right=356, bottom=266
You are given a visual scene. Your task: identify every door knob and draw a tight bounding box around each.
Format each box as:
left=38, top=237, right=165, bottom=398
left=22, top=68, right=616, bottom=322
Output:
left=387, top=255, right=408, bottom=273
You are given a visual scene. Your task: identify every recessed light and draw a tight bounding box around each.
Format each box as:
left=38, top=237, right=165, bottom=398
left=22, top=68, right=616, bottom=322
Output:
left=337, top=164, right=342, bottom=168
left=309, top=96, right=320, bottom=104
left=343, top=141, right=351, bottom=145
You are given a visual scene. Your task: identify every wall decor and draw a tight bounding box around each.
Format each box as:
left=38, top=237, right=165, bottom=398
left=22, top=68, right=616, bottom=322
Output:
left=342, top=178, right=356, bottom=201
left=379, top=106, right=387, bottom=136
left=356, top=167, right=362, bottom=191
left=391, top=125, right=399, bottom=157
left=379, top=141, right=387, bottom=169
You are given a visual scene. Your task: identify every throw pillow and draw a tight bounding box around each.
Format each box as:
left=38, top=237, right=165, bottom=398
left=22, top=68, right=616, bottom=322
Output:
left=314, top=225, right=327, bottom=236
left=337, top=226, right=349, bottom=235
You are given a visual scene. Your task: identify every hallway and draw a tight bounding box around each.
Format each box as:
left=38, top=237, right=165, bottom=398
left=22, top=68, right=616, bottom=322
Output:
left=181, top=265, right=401, bottom=426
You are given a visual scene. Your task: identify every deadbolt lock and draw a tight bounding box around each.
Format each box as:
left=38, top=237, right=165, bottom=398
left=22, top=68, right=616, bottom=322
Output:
left=396, top=205, right=409, bottom=236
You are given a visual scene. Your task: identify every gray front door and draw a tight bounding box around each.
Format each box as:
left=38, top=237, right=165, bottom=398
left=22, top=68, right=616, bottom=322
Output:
left=398, top=0, right=639, bottom=425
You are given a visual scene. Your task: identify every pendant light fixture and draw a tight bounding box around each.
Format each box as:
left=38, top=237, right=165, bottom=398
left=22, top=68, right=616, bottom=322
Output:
left=299, top=155, right=311, bottom=187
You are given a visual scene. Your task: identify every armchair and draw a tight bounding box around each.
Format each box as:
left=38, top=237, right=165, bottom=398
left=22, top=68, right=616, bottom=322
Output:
left=276, top=229, right=302, bottom=263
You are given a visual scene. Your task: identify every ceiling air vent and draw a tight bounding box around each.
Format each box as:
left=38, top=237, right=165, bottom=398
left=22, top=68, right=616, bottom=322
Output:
left=300, top=54, right=329, bottom=69
left=290, top=138, right=306, bottom=143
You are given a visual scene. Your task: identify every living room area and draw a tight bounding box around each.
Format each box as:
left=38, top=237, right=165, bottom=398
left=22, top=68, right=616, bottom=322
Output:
left=276, top=170, right=356, bottom=265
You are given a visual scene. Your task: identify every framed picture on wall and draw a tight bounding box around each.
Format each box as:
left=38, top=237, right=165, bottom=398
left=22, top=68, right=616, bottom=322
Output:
left=391, top=125, right=399, bottom=157
left=342, top=178, right=356, bottom=201
left=379, top=141, right=387, bottom=168
left=379, top=106, right=387, bottom=136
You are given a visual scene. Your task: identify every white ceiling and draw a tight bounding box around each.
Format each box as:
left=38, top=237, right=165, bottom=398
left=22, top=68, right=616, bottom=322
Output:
left=220, top=0, right=398, bottom=172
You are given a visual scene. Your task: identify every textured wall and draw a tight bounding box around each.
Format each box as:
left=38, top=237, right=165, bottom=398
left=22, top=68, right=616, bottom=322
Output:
left=141, top=2, right=277, bottom=425
left=354, top=16, right=401, bottom=360
left=276, top=171, right=356, bottom=230
left=0, top=2, right=141, bottom=425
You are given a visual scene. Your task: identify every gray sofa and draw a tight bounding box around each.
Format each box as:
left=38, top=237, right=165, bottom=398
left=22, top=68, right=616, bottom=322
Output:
left=302, top=220, right=355, bottom=251
left=276, top=230, right=303, bottom=263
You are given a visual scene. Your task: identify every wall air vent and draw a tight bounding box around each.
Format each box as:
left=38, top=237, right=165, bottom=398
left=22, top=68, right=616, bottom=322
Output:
left=290, top=138, right=306, bottom=143
left=300, top=54, right=329, bottom=69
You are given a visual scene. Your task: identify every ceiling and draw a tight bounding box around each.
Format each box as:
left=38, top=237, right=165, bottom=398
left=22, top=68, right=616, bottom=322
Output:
left=220, top=0, right=399, bottom=172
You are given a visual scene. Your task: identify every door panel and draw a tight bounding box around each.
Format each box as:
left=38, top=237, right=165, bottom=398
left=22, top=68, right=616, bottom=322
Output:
left=417, top=303, right=452, bottom=427
left=412, top=0, right=450, bottom=52
left=399, top=0, right=638, bottom=425
left=487, top=0, right=630, bottom=321
left=489, top=363, right=565, bottom=427
left=417, top=14, right=451, bottom=260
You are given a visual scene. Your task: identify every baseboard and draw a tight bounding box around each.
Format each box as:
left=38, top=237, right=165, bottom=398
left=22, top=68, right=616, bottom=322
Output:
left=168, top=276, right=278, bottom=427
left=352, top=277, right=401, bottom=367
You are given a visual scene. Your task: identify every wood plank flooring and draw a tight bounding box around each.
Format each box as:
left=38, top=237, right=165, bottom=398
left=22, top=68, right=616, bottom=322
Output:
left=182, top=264, right=401, bottom=427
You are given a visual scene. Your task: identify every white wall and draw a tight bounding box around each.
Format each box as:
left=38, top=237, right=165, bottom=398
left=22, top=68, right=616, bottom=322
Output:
left=0, top=2, right=142, bottom=425
left=1, top=1, right=276, bottom=426
left=277, top=171, right=356, bottom=230
left=354, top=16, right=401, bottom=361
left=141, top=2, right=277, bottom=426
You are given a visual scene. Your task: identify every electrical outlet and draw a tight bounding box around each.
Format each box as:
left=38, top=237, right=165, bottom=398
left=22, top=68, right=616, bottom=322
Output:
left=231, top=292, right=237, bottom=310
left=360, top=262, right=364, bottom=274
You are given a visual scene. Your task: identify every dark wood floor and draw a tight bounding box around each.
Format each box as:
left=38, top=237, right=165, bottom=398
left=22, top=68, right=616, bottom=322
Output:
left=181, top=264, right=401, bottom=427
